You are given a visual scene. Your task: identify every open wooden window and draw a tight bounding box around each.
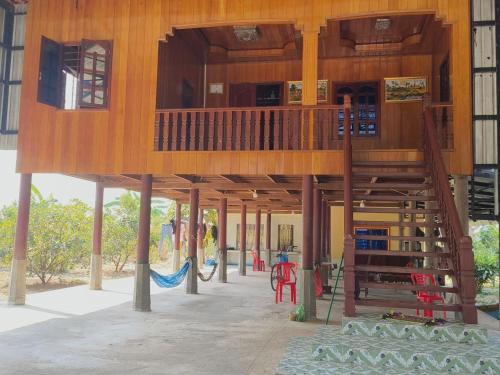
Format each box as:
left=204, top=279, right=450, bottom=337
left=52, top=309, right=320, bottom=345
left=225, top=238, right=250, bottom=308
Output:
left=38, top=37, right=62, bottom=107
left=37, top=36, right=112, bottom=109
left=80, top=40, right=112, bottom=108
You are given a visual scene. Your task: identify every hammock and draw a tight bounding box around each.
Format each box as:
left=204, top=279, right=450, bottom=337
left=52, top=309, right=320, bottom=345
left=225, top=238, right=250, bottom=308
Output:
left=205, top=258, right=217, bottom=267
left=198, top=261, right=218, bottom=282
left=150, top=261, right=190, bottom=288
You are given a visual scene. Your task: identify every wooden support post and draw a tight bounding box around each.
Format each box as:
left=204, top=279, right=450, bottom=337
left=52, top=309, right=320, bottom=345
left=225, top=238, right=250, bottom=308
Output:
left=186, top=189, right=199, bottom=294
left=255, top=209, right=262, bottom=270
left=300, top=175, right=316, bottom=320
left=197, top=207, right=204, bottom=269
left=453, top=175, right=470, bottom=235
left=313, top=188, right=321, bottom=267
left=459, top=236, right=478, bottom=324
left=217, top=197, right=228, bottom=283
left=343, top=96, right=356, bottom=317
left=266, top=211, right=272, bottom=267
left=239, top=204, right=247, bottom=276
left=173, top=202, right=182, bottom=272
left=302, top=30, right=319, bottom=150
left=90, top=181, right=104, bottom=290
left=133, top=174, right=152, bottom=312
left=8, top=173, right=32, bottom=305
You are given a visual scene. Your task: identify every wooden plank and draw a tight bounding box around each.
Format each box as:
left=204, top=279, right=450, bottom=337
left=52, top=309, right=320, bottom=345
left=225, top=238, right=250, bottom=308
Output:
left=359, top=281, right=458, bottom=293
left=356, top=299, right=462, bottom=312
left=264, top=109, right=270, bottom=150
left=283, top=110, right=289, bottom=150
left=354, top=265, right=452, bottom=275
left=354, top=250, right=450, bottom=258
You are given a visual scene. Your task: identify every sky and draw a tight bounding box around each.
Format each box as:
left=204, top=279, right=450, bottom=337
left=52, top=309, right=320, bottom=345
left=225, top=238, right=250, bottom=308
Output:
left=0, top=150, right=127, bottom=208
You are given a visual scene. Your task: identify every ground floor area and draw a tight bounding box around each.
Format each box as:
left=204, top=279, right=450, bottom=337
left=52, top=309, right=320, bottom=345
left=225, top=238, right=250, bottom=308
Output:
left=0, top=266, right=497, bottom=375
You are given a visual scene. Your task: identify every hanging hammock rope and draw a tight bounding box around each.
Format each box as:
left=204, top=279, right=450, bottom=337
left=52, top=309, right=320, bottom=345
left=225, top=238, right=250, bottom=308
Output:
left=150, top=260, right=190, bottom=288
left=197, top=261, right=218, bottom=282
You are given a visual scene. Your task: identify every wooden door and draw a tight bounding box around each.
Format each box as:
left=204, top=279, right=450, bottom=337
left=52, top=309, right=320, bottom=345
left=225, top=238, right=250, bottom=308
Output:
left=229, top=84, right=256, bottom=107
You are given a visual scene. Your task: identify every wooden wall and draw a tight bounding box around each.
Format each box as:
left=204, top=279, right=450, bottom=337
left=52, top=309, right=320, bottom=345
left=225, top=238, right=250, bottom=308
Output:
left=17, top=0, right=472, bottom=176
left=206, top=54, right=432, bottom=149
left=156, top=32, right=207, bottom=109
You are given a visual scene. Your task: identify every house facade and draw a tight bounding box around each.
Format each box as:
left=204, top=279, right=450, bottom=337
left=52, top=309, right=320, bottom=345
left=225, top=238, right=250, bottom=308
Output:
left=7, top=0, right=493, bottom=324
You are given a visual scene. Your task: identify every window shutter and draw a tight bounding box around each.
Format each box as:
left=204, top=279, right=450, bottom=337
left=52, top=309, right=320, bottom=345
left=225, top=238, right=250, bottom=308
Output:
left=37, top=36, right=62, bottom=107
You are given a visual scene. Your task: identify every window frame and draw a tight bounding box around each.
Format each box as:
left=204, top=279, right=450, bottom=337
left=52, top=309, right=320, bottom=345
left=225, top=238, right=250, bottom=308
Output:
left=0, top=1, right=26, bottom=135
left=333, top=81, right=380, bottom=138
left=78, top=39, right=113, bottom=109
left=37, top=37, right=113, bottom=110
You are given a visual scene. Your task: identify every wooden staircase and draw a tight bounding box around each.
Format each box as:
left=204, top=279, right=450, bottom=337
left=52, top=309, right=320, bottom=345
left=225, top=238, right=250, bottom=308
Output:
left=341, top=95, right=477, bottom=323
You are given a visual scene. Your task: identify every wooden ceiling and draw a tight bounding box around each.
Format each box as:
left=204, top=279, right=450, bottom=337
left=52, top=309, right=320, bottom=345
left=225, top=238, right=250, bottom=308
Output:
left=76, top=173, right=428, bottom=213
left=173, top=14, right=448, bottom=64
left=319, top=14, right=447, bottom=58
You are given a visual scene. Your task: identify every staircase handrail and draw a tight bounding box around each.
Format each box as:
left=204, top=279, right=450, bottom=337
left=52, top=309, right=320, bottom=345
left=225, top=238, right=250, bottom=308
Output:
left=422, top=99, right=477, bottom=324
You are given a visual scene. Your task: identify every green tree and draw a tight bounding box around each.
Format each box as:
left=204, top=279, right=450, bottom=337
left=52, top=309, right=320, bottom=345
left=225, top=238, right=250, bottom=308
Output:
left=472, top=223, right=499, bottom=292
left=27, top=187, right=92, bottom=283
left=0, top=203, right=17, bottom=267
left=103, top=191, right=168, bottom=270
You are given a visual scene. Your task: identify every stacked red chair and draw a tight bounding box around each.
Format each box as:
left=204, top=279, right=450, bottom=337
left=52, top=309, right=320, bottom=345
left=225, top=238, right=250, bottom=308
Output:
left=411, top=273, right=447, bottom=319
left=252, top=251, right=265, bottom=271
left=275, top=262, right=297, bottom=304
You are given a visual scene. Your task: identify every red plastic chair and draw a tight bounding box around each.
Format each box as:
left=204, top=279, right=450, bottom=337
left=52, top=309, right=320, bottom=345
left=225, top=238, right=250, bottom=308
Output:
left=252, top=251, right=265, bottom=272
left=314, top=267, right=323, bottom=298
left=411, top=273, right=447, bottom=319
left=275, top=262, right=296, bottom=304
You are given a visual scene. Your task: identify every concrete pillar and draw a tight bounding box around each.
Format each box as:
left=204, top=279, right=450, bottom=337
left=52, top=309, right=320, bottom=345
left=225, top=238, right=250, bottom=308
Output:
left=454, top=175, right=470, bottom=235
left=197, top=208, right=205, bottom=269
left=265, top=211, right=272, bottom=267
left=133, top=175, right=152, bottom=312
left=186, top=189, right=199, bottom=294
left=8, top=173, right=32, bottom=305
left=299, top=175, right=316, bottom=320
left=239, top=204, right=247, bottom=276
left=172, top=202, right=182, bottom=272
left=90, top=181, right=104, bottom=290
left=255, top=209, right=262, bottom=270
left=217, top=198, right=228, bottom=283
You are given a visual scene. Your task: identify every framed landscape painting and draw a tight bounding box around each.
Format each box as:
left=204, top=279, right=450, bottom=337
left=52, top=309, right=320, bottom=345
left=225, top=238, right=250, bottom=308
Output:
left=287, top=81, right=302, bottom=104
left=317, top=79, right=328, bottom=103
left=384, top=77, right=427, bottom=102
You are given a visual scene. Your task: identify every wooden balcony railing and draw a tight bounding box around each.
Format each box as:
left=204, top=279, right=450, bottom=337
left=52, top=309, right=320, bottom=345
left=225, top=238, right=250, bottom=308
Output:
left=154, top=105, right=345, bottom=151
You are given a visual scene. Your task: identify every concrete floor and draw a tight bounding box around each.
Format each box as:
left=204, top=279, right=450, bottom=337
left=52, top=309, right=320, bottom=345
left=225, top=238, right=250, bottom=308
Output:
left=0, top=267, right=497, bottom=375
left=0, top=267, right=326, bottom=375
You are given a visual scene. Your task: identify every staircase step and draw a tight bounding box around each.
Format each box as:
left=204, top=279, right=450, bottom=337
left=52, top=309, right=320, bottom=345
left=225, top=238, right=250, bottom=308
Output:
left=352, top=250, right=450, bottom=258
left=355, top=298, right=461, bottom=311
left=353, top=183, right=432, bottom=190
left=354, top=265, right=453, bottom=275
left=353, top=207, right=440, bottom=214
left=353, top=172, right=429, bottom=178
left=342, top=314, right=487, bottom=344
left=311, top=327, right=500, bottom=374
left=276, top=336, right=441, bottom=375
left=353, top=220, right=442, bottom=228
left=353, top=161, right=426, bottom=167
left=359, top=281, right=458, bottom=293
left=354, top=195, right=435, bottom=202
left=353, top=235, right=447, bottom=242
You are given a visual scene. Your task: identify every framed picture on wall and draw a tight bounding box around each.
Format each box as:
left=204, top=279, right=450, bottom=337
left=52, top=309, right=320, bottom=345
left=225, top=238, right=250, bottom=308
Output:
left=384, top=76, right=427, bottom=103
left=317, top=79, right=328, bottom=103
left=287, top=81, right=302, bottom=104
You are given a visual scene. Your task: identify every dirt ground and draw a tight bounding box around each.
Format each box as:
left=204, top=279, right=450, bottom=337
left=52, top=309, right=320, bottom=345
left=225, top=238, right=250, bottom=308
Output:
left=0, top=263, right=135, bottom=299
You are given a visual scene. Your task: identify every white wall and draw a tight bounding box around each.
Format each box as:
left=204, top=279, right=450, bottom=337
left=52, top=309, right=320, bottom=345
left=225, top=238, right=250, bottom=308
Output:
left=226, top=212, right=304, bottom=252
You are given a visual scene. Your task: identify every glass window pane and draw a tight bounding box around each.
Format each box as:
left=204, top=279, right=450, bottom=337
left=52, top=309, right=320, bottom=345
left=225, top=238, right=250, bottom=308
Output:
left=12, top=14, right=26, bottom=47
left=0, top=8, right=5, bottom=44
left=0, top=83, right=4, bottom=123
left=0, top=47, right=5, bottom=80
left=6, top=84, right=21, bottom=132
left=10, top=50, right=23, bottom=81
